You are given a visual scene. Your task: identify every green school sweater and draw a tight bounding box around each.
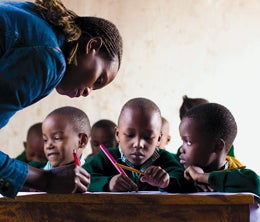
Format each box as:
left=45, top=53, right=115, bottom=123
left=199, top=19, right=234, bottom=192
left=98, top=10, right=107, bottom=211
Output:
left=83, top=148, right=191, bottom=192
left=209, top=168, right=260, bottom=201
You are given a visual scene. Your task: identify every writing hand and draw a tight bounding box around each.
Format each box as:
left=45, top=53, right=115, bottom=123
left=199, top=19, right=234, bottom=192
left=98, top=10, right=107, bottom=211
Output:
left=109, top=174, right=138, bottom=192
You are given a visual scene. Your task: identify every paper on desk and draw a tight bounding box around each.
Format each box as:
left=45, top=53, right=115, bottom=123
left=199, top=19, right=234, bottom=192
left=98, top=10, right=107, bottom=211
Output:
left=83, top=191, right=167, bottom=195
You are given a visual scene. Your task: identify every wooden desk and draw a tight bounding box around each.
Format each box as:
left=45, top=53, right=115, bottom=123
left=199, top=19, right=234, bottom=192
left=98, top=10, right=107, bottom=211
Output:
left=0, top=192, right=257, bottom=222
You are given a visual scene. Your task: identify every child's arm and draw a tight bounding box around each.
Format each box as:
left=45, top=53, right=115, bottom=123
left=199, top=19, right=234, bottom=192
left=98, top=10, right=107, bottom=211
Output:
left=140, top=166, right=170, bottom=189
left=209, top=168, right=260, bottom=197
left=184, top=166, right=213, bottom=192
left=185, top=166, right=260, bottom=198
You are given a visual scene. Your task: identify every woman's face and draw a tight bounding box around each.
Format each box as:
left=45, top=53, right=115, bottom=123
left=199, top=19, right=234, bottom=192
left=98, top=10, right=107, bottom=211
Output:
left=56, top=50, right=119, bottom=98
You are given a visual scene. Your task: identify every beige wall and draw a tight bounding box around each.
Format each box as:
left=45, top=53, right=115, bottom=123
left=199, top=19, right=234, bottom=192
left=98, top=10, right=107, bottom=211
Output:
left=1, top=0, right=260, bottom=174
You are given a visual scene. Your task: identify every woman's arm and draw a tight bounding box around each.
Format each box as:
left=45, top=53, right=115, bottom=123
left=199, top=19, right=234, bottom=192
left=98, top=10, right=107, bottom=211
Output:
left=25, top=164, right=90, bottom=193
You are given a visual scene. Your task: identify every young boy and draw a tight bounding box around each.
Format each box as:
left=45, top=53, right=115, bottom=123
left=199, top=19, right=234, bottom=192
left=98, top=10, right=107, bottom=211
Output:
left=158, top=116, right=171, bottom=149
left=83, top=97, right=185, bottom=192
left=16, top=122, right=47, bottom=164
left=179, top=103, right=260, bottom=198
left=42, top=106, right=91, bottom=169
left=85, top=119, right=118, bottom=164
left=177, top=95, right=235, bottom=157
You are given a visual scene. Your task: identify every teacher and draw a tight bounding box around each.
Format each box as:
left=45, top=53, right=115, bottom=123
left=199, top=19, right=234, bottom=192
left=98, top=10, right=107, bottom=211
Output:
left=0, top=0, right=123, bottom=197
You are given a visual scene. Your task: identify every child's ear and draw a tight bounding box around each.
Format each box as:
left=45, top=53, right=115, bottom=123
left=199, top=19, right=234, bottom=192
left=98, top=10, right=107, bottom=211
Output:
left=215, top=138, right=226, bottom=153
left=78, top=133, right=89, bottom=148
left=23, top=141, right=27, bottom=150
left=86, top=37, right=102, bottom=54
left=167, top=135, right=171, bottom=144
left=157, top=133, right=162, bottom=146
left=115, top=126, right=120, bottom=143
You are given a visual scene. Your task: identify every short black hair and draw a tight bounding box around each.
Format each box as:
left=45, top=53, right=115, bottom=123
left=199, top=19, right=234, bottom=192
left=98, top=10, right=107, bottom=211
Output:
left=183, top=103, right=237, bottom=151
left=46, top=106, right=91, bottom=136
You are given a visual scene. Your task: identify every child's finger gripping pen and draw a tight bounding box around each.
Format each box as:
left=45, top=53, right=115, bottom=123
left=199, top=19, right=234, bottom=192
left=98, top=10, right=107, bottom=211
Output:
left=73, top=149, right=80, bottom=166
left=99, top=144, right=127, bottom=176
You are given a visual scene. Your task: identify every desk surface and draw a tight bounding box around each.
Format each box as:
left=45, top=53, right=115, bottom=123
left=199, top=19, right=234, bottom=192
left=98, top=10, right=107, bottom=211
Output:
left=0, top=192, right=257, bottom=222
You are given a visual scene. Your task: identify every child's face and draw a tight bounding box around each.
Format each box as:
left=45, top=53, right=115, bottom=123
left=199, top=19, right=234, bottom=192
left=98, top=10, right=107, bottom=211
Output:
left=56, top=51, right=118, bottom=98
left=90, top=127, right=117, bottom=155
left=42, top=115, right=82, bottom=167
left=24, top=131, right=47, bottom=162
left=179, top=117, right=216, bottom=170
left=116, top=108, right=161, bottom=166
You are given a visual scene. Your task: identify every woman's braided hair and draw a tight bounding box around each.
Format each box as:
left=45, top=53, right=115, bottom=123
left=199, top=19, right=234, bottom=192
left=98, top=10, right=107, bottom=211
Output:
left=34, top=0, right=123, bottom=68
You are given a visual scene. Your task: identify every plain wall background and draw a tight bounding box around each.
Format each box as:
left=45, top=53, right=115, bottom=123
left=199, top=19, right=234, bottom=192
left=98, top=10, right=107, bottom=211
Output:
left=1, top=0, right=260, bottom=175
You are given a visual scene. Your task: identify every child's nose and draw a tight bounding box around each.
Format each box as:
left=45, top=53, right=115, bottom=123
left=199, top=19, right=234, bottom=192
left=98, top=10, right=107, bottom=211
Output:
left=82, top=87, right=92, bottom=97
left=45, top=141, right=55, bottom=150
left=133, top=137, right=144, bottom=149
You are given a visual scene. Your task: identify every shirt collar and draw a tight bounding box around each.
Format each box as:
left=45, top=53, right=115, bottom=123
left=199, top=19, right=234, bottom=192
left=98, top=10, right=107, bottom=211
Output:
left=118, top=146, right=160, bottom=172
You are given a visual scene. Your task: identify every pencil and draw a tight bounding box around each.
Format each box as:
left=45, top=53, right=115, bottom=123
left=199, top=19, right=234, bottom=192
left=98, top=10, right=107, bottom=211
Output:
left=115, top=163, right=145, bottom=175
left=99, top=144, right=127, bottom=176
left=73, top=149, right=80, bottom=166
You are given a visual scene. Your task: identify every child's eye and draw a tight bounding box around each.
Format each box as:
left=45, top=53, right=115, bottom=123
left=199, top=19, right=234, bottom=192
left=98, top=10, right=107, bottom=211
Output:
left=144, top=136, right=154, bottom=141
left=124, top=133, right=134, bottom=138
left=54, top=137, right=62, bottom=141
left=94, top=76, right=105, bottom=89
left=187, top=141, right=191, bottom=146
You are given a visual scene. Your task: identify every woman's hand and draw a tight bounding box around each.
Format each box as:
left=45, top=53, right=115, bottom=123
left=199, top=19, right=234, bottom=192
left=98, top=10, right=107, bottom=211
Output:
left=26, top=164, right=90, bottom=193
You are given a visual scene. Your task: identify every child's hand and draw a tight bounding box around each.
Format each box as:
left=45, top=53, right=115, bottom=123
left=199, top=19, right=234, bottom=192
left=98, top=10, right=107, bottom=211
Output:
left=140, top=166, right=170, bottom=188
left=184, top=166, right=214, bottom=192
left=109, top=174, right=138, bottom=192
left=46, top=164, right=90, bottom=193
left=184, top=165, right=204, bottom=181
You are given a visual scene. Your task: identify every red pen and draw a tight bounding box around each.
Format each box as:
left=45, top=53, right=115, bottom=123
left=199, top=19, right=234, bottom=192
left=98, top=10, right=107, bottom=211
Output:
left=73, top=149, right=80, bottom=166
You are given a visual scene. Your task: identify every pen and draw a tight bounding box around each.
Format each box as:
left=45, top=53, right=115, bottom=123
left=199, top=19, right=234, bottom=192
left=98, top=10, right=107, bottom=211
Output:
left=73, top=149, right=80, bottom=166
left=99, top=144, right=127, bottom=176
left=115, top=163, right=145, bottom=175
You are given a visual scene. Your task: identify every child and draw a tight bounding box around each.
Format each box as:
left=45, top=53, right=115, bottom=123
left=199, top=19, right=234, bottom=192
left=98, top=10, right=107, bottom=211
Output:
left=84, top=97, right=185, bottom=192
left=179, top=103, right=260, bottom=197
left=16, top=122, right=47, bottom=163
left=158, top=116, right=171, bottom=149
left=179, top=95, right=209, bottom=120
left=42, top=106, right=91, bottom=169
left=177, top=95, right=235, bottom=157
left=85, top=119, right=118, bottom=164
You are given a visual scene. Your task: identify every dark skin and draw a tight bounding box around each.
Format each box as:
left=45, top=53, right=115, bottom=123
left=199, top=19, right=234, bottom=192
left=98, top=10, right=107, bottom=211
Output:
left=90, top=127, right=117, bottom=155
left=56, top=37, right=119, bottom=98
left=24, top=130, right=47, bottom=162
left=179, top=117, right=227, bottom=191
left=25, top=37, right=119, bottom=193
left=109, top=107, right=169, bottom=192
left=25, top=164, right=90, bottom=193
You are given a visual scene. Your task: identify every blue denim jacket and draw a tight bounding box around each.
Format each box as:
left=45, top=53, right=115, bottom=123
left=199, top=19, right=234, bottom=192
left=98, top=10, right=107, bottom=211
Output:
left=0, top=1, right=66, bottom=197
left=0, top=151, right=28, bottom=198
left=0, top=1, right=66, bottom=128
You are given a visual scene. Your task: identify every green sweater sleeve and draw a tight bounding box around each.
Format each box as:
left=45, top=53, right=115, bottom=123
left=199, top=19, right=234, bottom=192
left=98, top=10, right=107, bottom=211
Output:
left=82, top=148, right=122, bottom=192
left=209, top=169, right=260, bottom=200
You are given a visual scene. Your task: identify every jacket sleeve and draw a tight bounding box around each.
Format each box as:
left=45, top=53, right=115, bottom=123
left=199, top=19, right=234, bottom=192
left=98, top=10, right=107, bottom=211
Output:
left=0, top=151, right=28, bottom=198
left=209, top=169, right=260, bottom=200
left=82, top=150, right=120, bottom=192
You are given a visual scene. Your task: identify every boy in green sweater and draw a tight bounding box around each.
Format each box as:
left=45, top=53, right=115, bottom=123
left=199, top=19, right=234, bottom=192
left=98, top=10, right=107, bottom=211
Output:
left=178, top=102, right=260, bottom=199
left=83, top=97, right=186, bottom=192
